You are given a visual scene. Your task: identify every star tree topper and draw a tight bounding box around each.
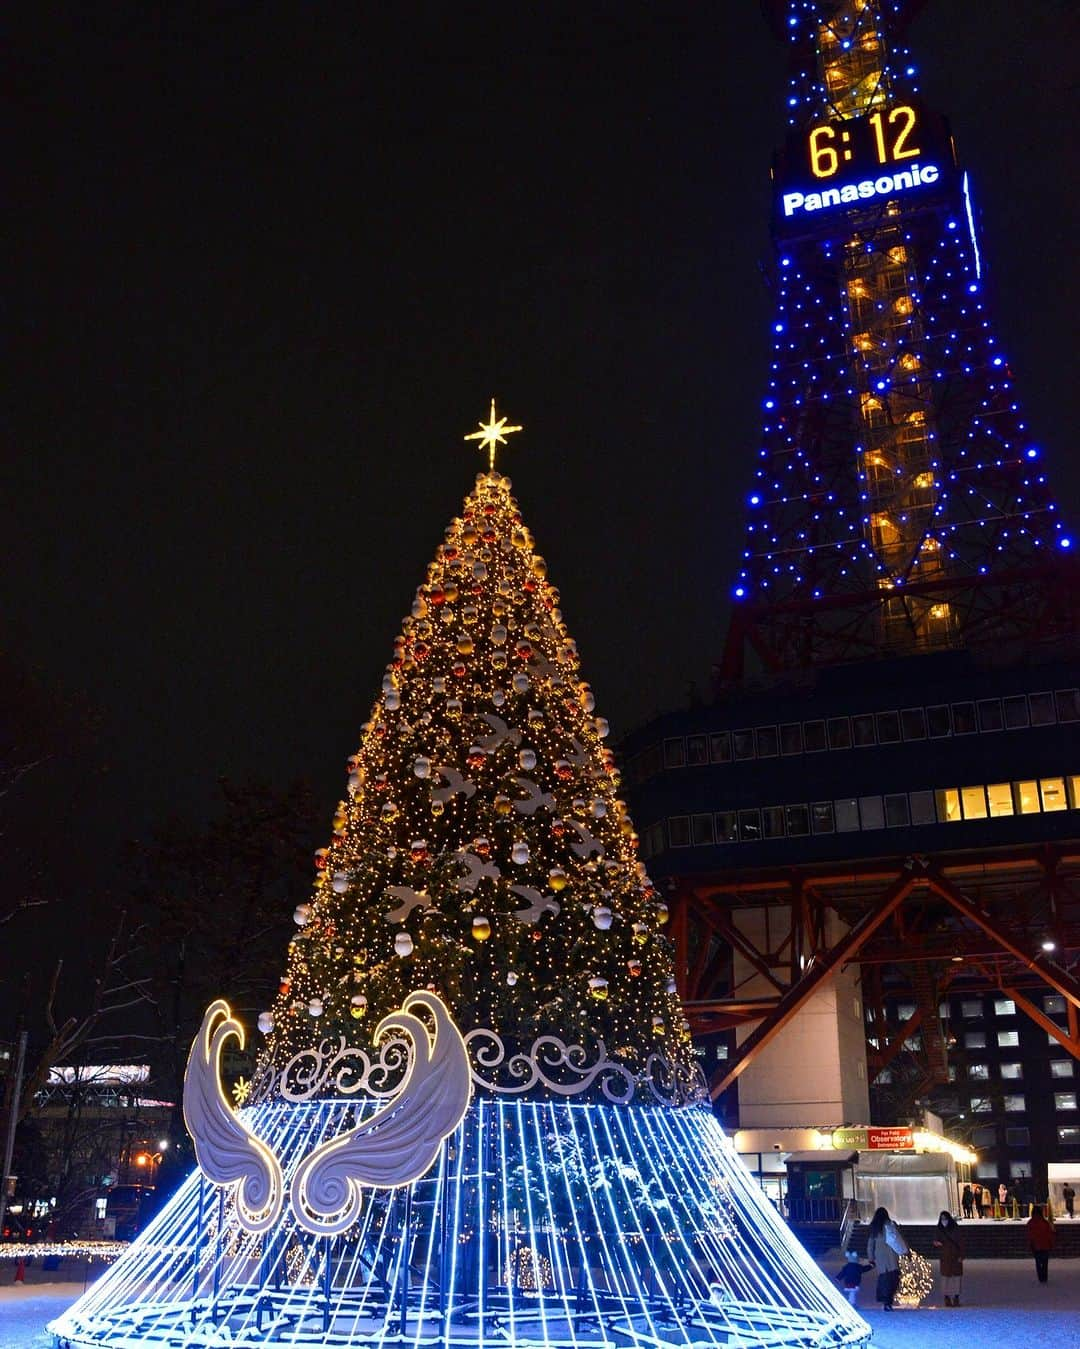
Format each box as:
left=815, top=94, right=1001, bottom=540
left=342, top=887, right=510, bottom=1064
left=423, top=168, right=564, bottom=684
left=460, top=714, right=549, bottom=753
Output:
left=464, top=397, right=523, bottom=472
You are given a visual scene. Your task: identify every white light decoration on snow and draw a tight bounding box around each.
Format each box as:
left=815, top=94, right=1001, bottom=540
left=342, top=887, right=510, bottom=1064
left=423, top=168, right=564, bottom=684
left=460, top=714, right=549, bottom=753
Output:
left=49, top=1098, right=869, bottom=1348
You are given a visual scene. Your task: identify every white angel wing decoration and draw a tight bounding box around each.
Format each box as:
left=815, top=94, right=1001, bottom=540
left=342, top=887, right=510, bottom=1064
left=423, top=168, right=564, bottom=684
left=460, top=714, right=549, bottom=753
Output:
left=183, top=1000, right=284, bottom=1234
left=290, top=991, right=472, bottom=1235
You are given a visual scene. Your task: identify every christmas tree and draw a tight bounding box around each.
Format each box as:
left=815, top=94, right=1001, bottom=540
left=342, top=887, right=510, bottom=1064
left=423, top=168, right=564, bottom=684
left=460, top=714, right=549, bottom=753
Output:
left=51, top=409, right=869, bottom=1349
left=259, top=411, right=692, bottom=1097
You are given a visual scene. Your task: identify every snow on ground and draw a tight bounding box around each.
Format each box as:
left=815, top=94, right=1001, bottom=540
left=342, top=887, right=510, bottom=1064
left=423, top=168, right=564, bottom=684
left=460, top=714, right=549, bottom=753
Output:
left=0, top=1262, right=1075, bottom=1348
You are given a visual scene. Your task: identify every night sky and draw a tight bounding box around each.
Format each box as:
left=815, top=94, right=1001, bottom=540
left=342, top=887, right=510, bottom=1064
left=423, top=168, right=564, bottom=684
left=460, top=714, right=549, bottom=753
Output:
left=5, top=2, right=1078, bottom=975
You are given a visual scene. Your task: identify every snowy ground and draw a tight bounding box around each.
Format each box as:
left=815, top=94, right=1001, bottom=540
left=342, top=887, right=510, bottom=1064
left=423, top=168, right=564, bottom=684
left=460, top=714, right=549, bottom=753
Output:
left=0, top=1262, right=1075, bottom=1347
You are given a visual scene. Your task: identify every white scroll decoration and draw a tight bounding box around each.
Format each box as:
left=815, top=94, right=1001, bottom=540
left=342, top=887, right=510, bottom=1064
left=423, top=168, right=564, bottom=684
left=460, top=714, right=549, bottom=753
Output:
left=464, top=1030, right=636, bottom=1104
left=289, top=991, right=471, bottom=1235
left=183, top=1000, right=284, bottom=1234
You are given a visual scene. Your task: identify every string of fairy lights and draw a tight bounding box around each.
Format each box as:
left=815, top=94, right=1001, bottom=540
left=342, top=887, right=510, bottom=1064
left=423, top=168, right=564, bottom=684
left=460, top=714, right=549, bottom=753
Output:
left=258, top=416, right=692, bottom=1094
left=49, top=1098, right=871, bottom=1348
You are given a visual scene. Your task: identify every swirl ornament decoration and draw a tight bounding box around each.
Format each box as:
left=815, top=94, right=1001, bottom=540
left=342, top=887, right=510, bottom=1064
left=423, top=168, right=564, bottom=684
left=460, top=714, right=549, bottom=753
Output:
left=182, top=1000, right=284, bottom=1234
left=289, top=991, right=472, bottom=1235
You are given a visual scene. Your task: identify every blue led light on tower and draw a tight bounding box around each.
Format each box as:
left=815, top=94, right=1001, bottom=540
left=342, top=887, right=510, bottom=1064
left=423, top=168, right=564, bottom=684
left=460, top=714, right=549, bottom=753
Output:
left=50, top=447, right=869, bottom=1346
left=727, top=0, right=1076, bottom=678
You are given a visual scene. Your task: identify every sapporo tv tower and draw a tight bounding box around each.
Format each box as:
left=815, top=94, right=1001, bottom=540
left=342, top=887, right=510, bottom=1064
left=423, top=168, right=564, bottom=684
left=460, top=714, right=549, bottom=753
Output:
left=622, top=0, right=1079, bottom=1202
left=726, top=0, right=1075, bottom=675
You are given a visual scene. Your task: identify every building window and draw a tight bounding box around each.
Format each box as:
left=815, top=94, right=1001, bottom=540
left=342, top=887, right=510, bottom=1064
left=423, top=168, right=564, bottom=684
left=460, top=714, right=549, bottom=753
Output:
left=994, top=998, right=1016, bottom=1017
left=852, top=713, right=876, bottom=746
left=1050, top=1061, right=1075, bottom=1079
left=1014, top=780, right=1041, bottom=815
left=987, top=782, right=1014, bottom=817
left=1005, top=1128, right=1030, bottom=1147
left=664, top=739, right=686, bottom=769
left=710, top=732, right=732, bottom=763
left=1004, top=1095, right=1026, bottom=1112
left=936, top=787, right=961, bottom=822
left=835, top=798, right=860, bottom=832
left=1069, top=775, right=1080, bottom=809
left=1002, top=695, right=1029, bottom=729
left=1000, top=1063, right=1022, bottom=1080
left=938, top=1002, right=951, bottom=1019
left=976, top=1163, right=999, bottom=1180
left=971, top=1097, right=993, bottom=1113
left=952, top=702, right=977, bottom=735
left=948, top=1064, right=957, bottom=1081
left=961, top=785, right=988, bottom=820
left=1029, top=691, right=1056, bottom=726
left=686, top=735, right=709, bottom=766
left=804, top=720, right=828, bottom=752
left=756, top=726, right=779, bottom=758
left=762, top=806, right=785, bottom=839
left=859, top=796, right=885, bottom=830
left=977, top=699, right=1003, bottom=732
left=1045, top=995, right=1067, bottom=1014
left=964, top=1031, right=986, bottom=1049
left=1057, top=688, right=1080, bottom=722
left=668, top=816, right=691, bottom=848
left=926, top=704, right=951, bottom=737
left=780, top=723, right=803, bottom=755
left=895, top=1002, right=916, bottom=1021
left=884, top=794, right=910, bottom=827
left=909, top=790, right=936, bottom=825
left=692, top=814, right=715, bottom=846
left=961, top=998, right=983, bottom=1019
left=901, top=707, right=927, bottom=740
left=968, top=1063, right=989, bottom=1080
left=1040, top=777, right=1067, bottom=812
left=1009, top=1161, right=1033, bottom=1179
left=1054, top=1093, right=1078, bottom=1112
left=998, top=1030, right=1020, bottom=1048
left=786, top=804, right=810, bottom=837
left=738, top=809, right=762, bottom=841
left=876, top=710, right=901, bottom=743
left=733, top=729, right=756, bottom=761
left=972, top=1126, right=997, bottom=1147
left=828, top=717, right=852, bottom=750
left=1057, top=1127, right=1080, bottom=1144
left=715, top=811, right=738, bottom=843
left=811, top=801, right=835, bottom=834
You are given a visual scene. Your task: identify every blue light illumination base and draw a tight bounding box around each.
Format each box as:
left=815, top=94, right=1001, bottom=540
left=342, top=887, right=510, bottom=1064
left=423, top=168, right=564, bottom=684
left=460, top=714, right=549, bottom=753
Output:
left=49, top=1097, right=869, bottom=1347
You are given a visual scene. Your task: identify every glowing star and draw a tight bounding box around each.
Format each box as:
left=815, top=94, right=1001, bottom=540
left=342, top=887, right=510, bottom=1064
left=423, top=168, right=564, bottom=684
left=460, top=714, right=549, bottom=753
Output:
left=464, top=397, right=523, bottom=471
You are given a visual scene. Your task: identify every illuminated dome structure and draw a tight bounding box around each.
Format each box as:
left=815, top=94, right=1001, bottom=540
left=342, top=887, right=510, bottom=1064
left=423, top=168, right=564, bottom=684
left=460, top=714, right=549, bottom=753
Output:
left=51, top=427, right=868, bottom=1348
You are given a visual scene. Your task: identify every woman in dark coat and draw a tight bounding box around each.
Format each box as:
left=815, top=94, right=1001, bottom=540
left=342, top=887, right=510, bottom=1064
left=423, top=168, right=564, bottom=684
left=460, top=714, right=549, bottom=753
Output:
left=932, top=1211, right=964, bottom=1305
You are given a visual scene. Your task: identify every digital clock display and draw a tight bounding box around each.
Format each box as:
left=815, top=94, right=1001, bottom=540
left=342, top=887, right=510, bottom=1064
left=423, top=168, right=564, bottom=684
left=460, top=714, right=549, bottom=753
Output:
left=774, top=101, right=955, bottom=234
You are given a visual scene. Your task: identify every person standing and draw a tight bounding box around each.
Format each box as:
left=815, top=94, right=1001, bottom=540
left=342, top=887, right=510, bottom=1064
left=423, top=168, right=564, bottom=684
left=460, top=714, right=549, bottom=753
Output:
left=961, top=1184, right=974, bottom=1220
left=1026, top=1205, right=1055, bottom=1283
left=997, top=1181, right=1008, bottom=1217
left=866, top=1206, right=905, bottom=1310
left=1064, top=1183, right=1076, bottom=1219
left=932, top=1211, right=964, bottom=1306
left=973, top=1183, right=985, bottom=1219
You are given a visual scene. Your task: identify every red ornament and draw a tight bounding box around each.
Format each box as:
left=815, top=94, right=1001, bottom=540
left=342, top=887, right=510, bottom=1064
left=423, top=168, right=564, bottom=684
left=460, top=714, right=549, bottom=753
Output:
left=531, top=928, right=542, bottom=942
left=429, top=586, right=446, bottom=606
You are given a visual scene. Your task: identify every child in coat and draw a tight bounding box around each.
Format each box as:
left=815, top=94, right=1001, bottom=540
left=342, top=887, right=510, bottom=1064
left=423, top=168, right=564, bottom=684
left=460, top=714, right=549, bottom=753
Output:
left=836, top=1249, right=874, bottom=1306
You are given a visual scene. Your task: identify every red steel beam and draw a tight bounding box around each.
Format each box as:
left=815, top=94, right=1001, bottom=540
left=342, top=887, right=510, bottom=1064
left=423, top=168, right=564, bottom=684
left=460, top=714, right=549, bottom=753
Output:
left=708, top=869, right=921, bottom=1099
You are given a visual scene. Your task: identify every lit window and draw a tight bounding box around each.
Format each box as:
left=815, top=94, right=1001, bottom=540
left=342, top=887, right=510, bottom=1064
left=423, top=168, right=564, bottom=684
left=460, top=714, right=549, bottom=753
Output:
left=1069, top=776, right=1080, bottom=809
left=1045, top=995, right=1067, bottom=1014
left=895, top=1002, right=916, bottom=1021
left=851, top=331, right=874, bottom=352
left=987, top=782, right=1014, bottom=817
left=971, top=1097, right=992, bottom=1113
left=1004, top=1095, right=1026, bottom=1112
left=936, top=788, right=961, bottom=822
left=1058, top=1127, right=1080, bottom=1144
left=968, top=1063, right=989, bottom=1080
left=1051, top=1061, right=1075, bottom=1079
left=1009, top=1161, right=1033, bottom=1179
left=894, top=295, right=914, bottom=315
left=994, top=998, right=1016, bottom=1017
left=1040, top=778, right=1067, bottom=812
left=948, top=1065, right=957, bottom=1081
left=1000, top=1063, right=1022, bottom=1079
left=1054, top=1093, right=1078, bottom=1112
left=961, top=785, right=987, bottom=820
left=997, top=1030, right=1020, bottom=1048
left=938, top=1003, right=951, bottom=1019
left=964, top=1031, right=986, bottom=1049
left=898, top=352, right=920, bottom=372
left=961, top=999, right=982, bottom=1019
left=887, top=246, right=907, bottom=265
left=1014, top=781, right=1040, bottom=815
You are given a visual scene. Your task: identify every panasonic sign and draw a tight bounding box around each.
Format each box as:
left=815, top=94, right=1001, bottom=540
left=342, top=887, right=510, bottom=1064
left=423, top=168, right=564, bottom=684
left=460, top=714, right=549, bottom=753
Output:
left=781, top=162, right=941, bottom=219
